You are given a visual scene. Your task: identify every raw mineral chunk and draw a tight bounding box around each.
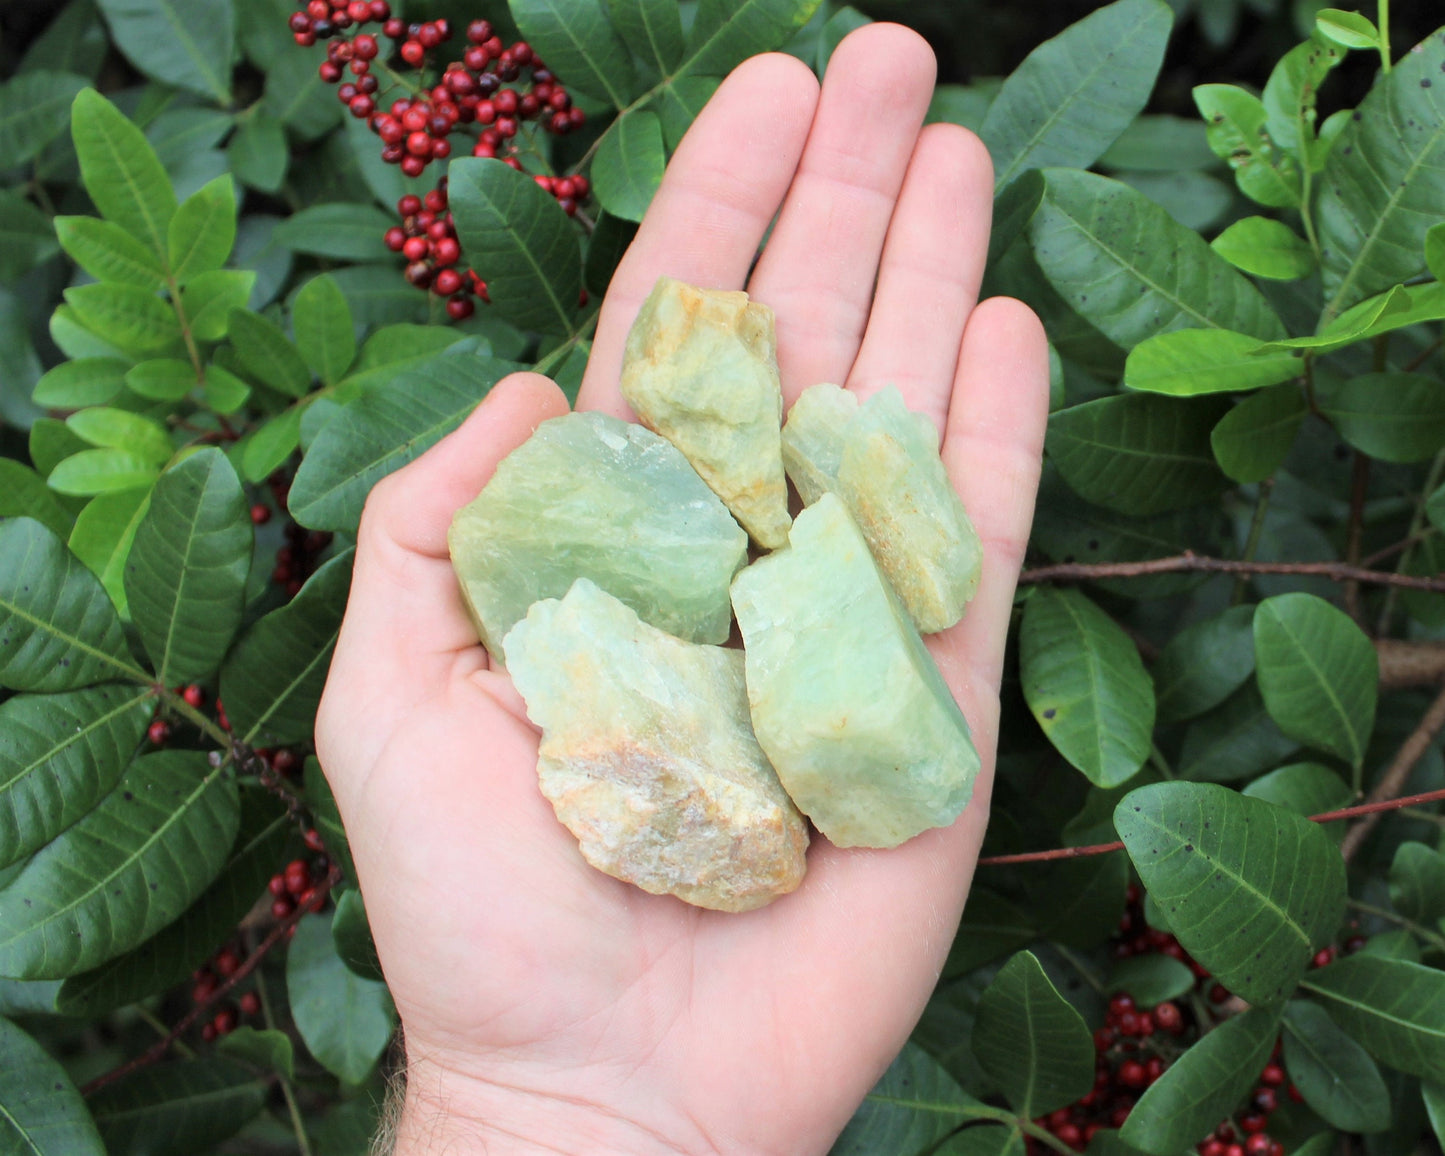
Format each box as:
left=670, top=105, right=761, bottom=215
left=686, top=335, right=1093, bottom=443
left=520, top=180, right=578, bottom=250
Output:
left=448, top=411, right=747, bottom=658
left=781, top=383, right=981, bottom=633
left=504, top=579, right=808, bottom=912
left=730, top=494, right=979, bottom=849
left=620, top=276, right=792, bottom=549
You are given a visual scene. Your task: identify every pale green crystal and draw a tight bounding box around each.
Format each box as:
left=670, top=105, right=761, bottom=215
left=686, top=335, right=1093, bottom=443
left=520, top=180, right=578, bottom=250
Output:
left=504, top=579, right=808, bottom=912
left=730, top=494, right=979, bottom=849
left=448, top=411, right=747, bottom=659
left=620, top=276, right=792, bottom=549
left=781, top=383, right=982, bottom=633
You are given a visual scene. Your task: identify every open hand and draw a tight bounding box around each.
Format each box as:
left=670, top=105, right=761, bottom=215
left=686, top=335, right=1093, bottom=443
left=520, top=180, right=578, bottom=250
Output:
left=316, top=22, right=1049, bottom=1155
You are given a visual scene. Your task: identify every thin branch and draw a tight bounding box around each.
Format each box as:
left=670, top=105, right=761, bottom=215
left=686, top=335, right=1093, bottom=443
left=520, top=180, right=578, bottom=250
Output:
left=80, top=867, right=341, bottom=1097
left=1341, top=682, right=1445, bottom=861
left=1360, top=530, right=1436, bottom=569
left=1405, top=337, right=1442, bottom=373
left=978, top=786, right=1445, bottom=867
left=1019, top=552, right=1445, bottom=593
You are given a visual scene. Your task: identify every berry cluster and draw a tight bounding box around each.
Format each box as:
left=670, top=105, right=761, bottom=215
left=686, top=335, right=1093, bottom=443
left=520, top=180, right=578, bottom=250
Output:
left=1193, top=1046, right=1300, bottom=1156
left=147, top=683, right=208, bottom=745
left=265, top=471, right=332, bottom=601
left=267, top=850, right=329, bottom=922
left=287, top=8, right=593, bottom=318
left=191, top=943, right=262, bottom=1041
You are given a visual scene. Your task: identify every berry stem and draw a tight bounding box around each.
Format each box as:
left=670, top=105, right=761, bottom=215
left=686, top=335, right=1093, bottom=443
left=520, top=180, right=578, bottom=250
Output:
left=1346, top=897, right=1445, bottom=952
left=255, top=969, right=315, bottom=1156
left=1053, top=943, right=1107, bottom=996
left=158, top=685, right=233, bottom=748
left=136, top=1005, right=196, bottom=1059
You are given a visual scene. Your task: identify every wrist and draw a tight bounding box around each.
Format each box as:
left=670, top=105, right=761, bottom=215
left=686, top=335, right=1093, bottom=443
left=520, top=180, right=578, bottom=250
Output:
left=388, top=1048, right=706, bottom=1156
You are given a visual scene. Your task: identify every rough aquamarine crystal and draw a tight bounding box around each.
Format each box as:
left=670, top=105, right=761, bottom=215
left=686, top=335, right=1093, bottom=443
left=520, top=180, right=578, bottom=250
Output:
left=781, top=383, right=981, bottom=633
left=504, top=579, right=808, bottom=912
left=448, top=411, right=748, bottom=658
left=620, top=276, right=792, bottom=549
left=730, top=494, right=979, bottom=849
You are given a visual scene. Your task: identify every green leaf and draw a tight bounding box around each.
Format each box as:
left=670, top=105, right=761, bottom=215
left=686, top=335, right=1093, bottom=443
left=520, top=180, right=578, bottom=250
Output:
left=95, top=0, right=234, bottom=103
left=1113, top=169, right=1232, bottom=233
left=685, top=0, right=824, bottom=78
left=1211, top=217, right=1317, bottom=280
left=47, top=449, right=159, bottom=496
left=0, top=70, right=88, bottom=167
left=332, top=888, right=384, bottom=982
left=70, top=88, right=178, bottom=260
left=1193, top=84, right=1301, bottom=208
left=1315, top=8, right=1379, bottom=49
left=0, top=1015, right=106, bottom=1155
left=304, top=758, right=356, bottom=885
left=0, top=517, right=141, bottom=690
left=1254, top=592, right=1378, bottom=770
left=946, top=889, right=1037, bottom=977
left=831, top=1042, right=995, bottom=1156
left=68, top=487, right=152, bottom=618
left=1389, top=842, right=1445, bottom=926
left=262, top=48, right=342, bottom=141
left=1262, top=37, right=1345, bottom=157
left=1099, top=114, right=1217, bottom=172
left=0, top=685, right=152, bottom=870
left=29, top=419, right=90, bottom=478
left=290, top=345, right=520, bottom=534
left=1282, top=999, right=1392, bottom=1133
left=125, top=449, right=251, bottom=686
left=270, top=203, right=396, bottom=262
left=227, top=110, right=288, bottom=194
left=0, top=191, right=60, bottom=282
left=1316, top=372, right=1445, bottom=464
left=1241, top=762, right=1352, bottom=839
left=218, top=1026, right=295, bottom=1078
left=227, top=308, right=310, bottom=397
left=1211, top=382, right=1308, bottom=483
left=32, top=357, right=129, bottom=409
left=182, top=269, right=256, bottom=342
left=591, top=109, right=666, bottom=223
left=1252, top=284, right=1420, bottom=356
left=293, top=274, right=356, bottom=386
left=971, top=951, right=1093, bottom=1117
left=1124, top=329, right=1301, bottom=396
left=606, top=0, right=684, bottom=73
left=980, top=0, right=1172, bottom=190
left=0, top=751, right=238, bottom=979
left=0, top=462, right=72, bottom=542
left=203, top=364, right=250, bottom=414
left=125, top=358, right=196, bottom=402
left=511, top=0, right=635, bottom=108
left=66, top=407, right=172, bottom=466
left=1154, top=605, right=1256, bottom=723
left=1029, top=169, right=1287, bottom=349
left=655, top=75, right=721, bottom=148
left=1317, top=32, right=1445, bottom=317
left=1114, top=781, right=1345, bottom=1005
left=1427, top=222, right=1445, bottom=282
left=584, top=211, right=639, bottom=299
left=1299, top=955, right=1445, bottom=1080
left=167, top=174, right=235, bottom=284
left=63, top=283, right=181, bottom=352
left=1019, top=586, right=1154, bottom=788
left=89, top=1058, right=267, bottom=1156
left=287, top=911, right=396, bottom=1084
left=353, top=324, right=470, bottom=374
left=1178, top=680, right=1300, bottom=783
left=56, top=788, right=292, bottom=1015
left=1035, top=851, right=1129, bottom=949
left=449, top=158, right=582, bottom=336
left=933, top=1125, right=1025, bottom=1156
left=241, top=404, right=304, bottom=483
left=1108, top=954, right=1196, bottom=1007
left=1425, top=1082, right=1445, bottom=1150
left=220, top=549, right=352, bottom=745
left=1045, top=393, right=1232, bottom=515
left=1119, top=1006, right=1281, bottom=1154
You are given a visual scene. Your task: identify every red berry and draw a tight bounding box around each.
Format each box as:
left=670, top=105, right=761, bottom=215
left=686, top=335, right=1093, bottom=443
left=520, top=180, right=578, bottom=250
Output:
left=573, top=175, right=590, bottom=199
left=434, top=268, right=463, bottom=296
left=347, top=0, right=370, bottom=22
left=271, top=748, right=298, bottom=775
left=352, top=32, right=377, bottom=59
left=319, top=60, right=342, bottom=83
left=467, top=19, right=493, bottom=43
left=1200, top=1143, right=1226, bottom=1156
left=1209, top=983, right=1229, bottom=1003
left=147, top=719, right=170, bottom=745
left=1136, top=1012, right=1155, bottom=1037
left=1312, top=946, right=1337, bottom=969
left=294, top=29, right=316, bottom=45
left=430, top=137, right=451, bottom=160
left=549, top=110, right=571, bottom=133
left=304, top=828, right=326, bottom=852
left=434, top=237, right=461, bottom=266
left=1109, top=1104, right=1132, bottom=1128
left=424, top=187, right=448, bottom=212
left=402, top=236, right=429, bottom=262
left=401, top=154, right=426, bottom=177
left=192, top=973, right=217, bottom=1002
left=213, top=948, right=241, bottom=977
left=370, top=0, right=389, bottom=18
left=307, top=0, right=327, bottom=16
left=1118, top=1060, right=1147, bottom=1089
left=1253, top=1087, right=1277, bottom=1114
left=446, top=294, right=475, bottom=321
left=1260, top=1063, right=1285, bottom=1087
left=201, top=1022, right=217, bottom=1042
left=384, top=226, right=407, bottom=252
left=418, top=22, right=442, bottom=48
left=1146, top=1056, right=1164, bottom=1083
left=239, top=991, right=261, bottom=1016
left=568, top=106, right=585, bottom=128
left=548, top=88, right=572, bottom=111
left=1116, top=1010, right=1140, bottom=1036
left=1056, top=1123, right=1082, bottom=1149
left=269, top=874, right=289, bottom=898
left=272, top=896, right=295, bottom=920
left=1244, top=1136, right=1271, bottom=1156
left=397, top=194, right=422, bottom=216
left=494, top=88, right=518, bottom=115
left=404, top=130, right=431, bottom=157
left=349, top=94, right=374, bottom=118
left=289, top=12, right=312, bottom=32
left=212, top=1006, right=238, bottom=1036
left=1287, top=1083, right=1303, bottom=1103
left=1224, top=1147, right=1244, bottom=1156
left=383, top=17, right=404, bottom=37
left=1153, top=1001, right=1182, bottom=1032
left=496, top=115, right=518, bottom=138
left=400, top=38, right=425, bottom=66
left=1239, top=1114, right=1267, bottom=1135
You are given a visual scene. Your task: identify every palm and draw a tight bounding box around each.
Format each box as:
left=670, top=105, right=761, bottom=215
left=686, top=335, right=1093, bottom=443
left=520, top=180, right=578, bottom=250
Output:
left=316, top=23, right=1048, bottom=1155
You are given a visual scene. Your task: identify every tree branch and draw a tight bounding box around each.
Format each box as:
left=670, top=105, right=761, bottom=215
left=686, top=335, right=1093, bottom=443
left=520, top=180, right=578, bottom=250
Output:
left=1340, top=681, right=1445, bottom=862
left=80, top=867, right=341, bottom=1097
left=977, top=786, right=1445, bottom=867
left=1019, top=552, right=1445, bottom=593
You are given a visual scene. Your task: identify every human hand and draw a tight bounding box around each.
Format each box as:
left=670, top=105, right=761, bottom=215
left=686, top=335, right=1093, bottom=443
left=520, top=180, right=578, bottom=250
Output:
left=315, top=22, right=1049, bottom=1156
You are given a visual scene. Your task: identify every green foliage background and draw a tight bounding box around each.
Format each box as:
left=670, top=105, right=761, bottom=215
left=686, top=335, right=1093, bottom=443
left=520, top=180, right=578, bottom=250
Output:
left=1, top=0, right=1444, bottom=1152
